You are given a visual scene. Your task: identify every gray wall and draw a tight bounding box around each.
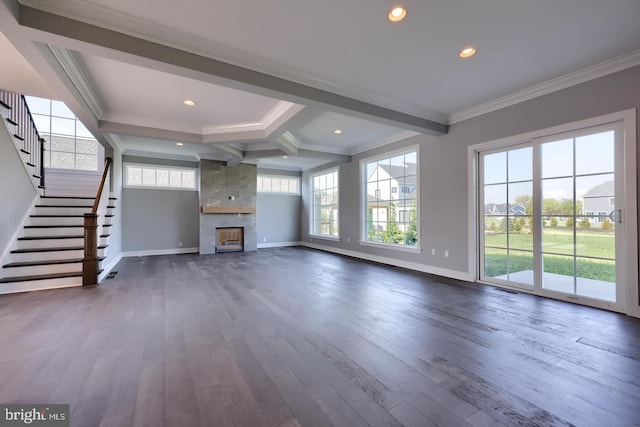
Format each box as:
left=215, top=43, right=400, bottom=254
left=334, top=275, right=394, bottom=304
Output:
left=121, top=155, right=199, bottom=252
left=257, top=168, right=301, bottom=244
left=0, top=121, right=38, bottom=263
left=302, top=65, right=640, bottom=276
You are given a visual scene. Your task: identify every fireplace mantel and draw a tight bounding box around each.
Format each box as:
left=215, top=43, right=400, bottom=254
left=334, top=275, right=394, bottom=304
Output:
left=201, top=206, right=256, bottom=214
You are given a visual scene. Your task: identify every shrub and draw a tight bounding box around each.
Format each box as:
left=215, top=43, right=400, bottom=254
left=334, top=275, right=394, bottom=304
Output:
left=565, top=217, right=574, bottom=228
left=550, top=217, right=558, bottom=227
left=601, top=218, right=614, bottom=230
left=578, top=217, right=591, bottom=229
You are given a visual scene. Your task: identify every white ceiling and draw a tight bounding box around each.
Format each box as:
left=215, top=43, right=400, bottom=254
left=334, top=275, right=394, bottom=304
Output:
left=1, top=0, right=639, bottom=169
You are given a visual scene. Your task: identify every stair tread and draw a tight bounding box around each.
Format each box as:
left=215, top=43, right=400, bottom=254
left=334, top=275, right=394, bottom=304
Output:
left=0, top=100, right=11, bottom=110
left=31, top=214, right=86, bottom=218
left=7, top=118, right=18, bottom=126
left=35, top=205, right=93, bottom=208
left=4, top=256, right=106, bottom=268
left=41, top=196, right=95, bottom=200
left=24, top=225, right=84, bottom=229
left=0, top=271, right=82, bottom=284
left=11, top=245, right=108, bottom=253
left=18, top=234, right=110, bottom=240
left=14, top=134, right=24, bottom=141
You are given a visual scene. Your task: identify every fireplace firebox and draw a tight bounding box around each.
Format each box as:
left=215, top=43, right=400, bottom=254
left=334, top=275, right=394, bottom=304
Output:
left=215, top=227, right=244, bottom=253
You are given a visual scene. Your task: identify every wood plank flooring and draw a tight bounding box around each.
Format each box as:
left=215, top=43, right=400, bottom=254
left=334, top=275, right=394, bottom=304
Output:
left=1, top=247, right=639, bottom=426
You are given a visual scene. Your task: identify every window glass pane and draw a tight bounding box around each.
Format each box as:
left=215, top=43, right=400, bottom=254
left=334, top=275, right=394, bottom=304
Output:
left=127, top=166, right=142, bottom=186
left=542, top=139, right=573, bottom=178
left=75, top=154, right=97, bottom=171
left=51, top=152, right=74, bottom=169
left=25, top=96, right=50, bottom=115
left=508, top=147, right=533, bottom=182
left=50, top=135, right=75, bottom=153
left=32, top=114, right=50, bottom=133
left=76, top=139, right=97, bottom=154
left=51, top=117, right=75, bottom=136
left=312, top=169, right=339, bottom=237
left=51, top=100, right=75, bottom=118
left=576, top=131, right=614, bottom=176
left=483, top=152, right=506, bottom=184
left=262, top=177, right=272, bottom=192
left=75, top=121, right=94, bottom=139
left=257, top=176, right=264, bottom=192
left=182, top=171, right=195, bottom=188
left=156, top=169, right=169, bottom=187
left=142, top=168, right=156, bottom=186
left=169, top=170, right=182, bottom=187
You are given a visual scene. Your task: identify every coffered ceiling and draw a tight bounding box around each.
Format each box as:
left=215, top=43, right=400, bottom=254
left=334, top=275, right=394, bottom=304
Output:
left=1, top=0, right=639, bottom=169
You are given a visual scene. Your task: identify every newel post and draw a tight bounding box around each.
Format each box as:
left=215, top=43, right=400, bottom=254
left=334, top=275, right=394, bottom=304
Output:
left=83, top=213, right=99, bottom=286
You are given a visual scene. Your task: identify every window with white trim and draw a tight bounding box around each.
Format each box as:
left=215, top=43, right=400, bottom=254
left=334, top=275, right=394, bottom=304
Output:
left=124, top=163, right=197, bottom=190
left=257, top=174, right=300, bottom=194
left=311, top=168, right=339, bottom=238
left=26, top=96, right=101, bottom=171
left=362, top=148, right=419, bottom=248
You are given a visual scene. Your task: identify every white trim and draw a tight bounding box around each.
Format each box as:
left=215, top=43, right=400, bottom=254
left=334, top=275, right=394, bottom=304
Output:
left=121, top=247, right=199, bottom=258
left=0, top=193, right=38, bottom=271
left=450, top=50, right=640, bottom=124
left=257, top=241, right=301, bottom=249
left=98, top=252, right=123, bottom=282
left=257, top=174, right=301, bottom=195
left=302, top=242, right=473, bottom=282
left=309, top=235, right=340, bottom=242
left=359, top=240, right=420, bottom=254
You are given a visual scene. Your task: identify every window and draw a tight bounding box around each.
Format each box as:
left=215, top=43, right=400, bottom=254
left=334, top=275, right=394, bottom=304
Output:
left=597, top=211, right=608, bottom=222
left=311, top=169, right=339, bottom=238
left=25, top=96, right=100, bottom=171
left=124, top=163, right=197, bottom=190
left=362, top=147, right=419, bottom=248
left=609, top=197, right=615, bottom=206
left=257, top=175, right=300, bottom=194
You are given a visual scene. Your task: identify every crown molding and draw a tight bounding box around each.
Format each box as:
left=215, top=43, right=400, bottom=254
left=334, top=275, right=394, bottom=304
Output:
left=46, top=44, right=105, bottom=118
left=200, top=101, right=301, bottom=137
left=449, top=49, right=640, bottom=124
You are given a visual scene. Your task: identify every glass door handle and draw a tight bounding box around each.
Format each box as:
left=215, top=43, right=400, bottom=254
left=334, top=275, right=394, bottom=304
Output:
left=609, top=209, right=622, bottom=223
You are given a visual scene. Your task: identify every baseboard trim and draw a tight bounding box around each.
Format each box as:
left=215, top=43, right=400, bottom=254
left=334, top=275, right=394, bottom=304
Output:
left=301, top=242, right=474, bottom=282
left=98, top=252, right=123, bottom=282
left=257, top=241, right=302, bottom=249
left=121, top=247, right=199, bottom=258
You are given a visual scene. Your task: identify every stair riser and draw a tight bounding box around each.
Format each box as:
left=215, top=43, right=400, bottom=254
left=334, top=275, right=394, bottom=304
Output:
left=2, top=263, right=83, bottom=278
left=0, top=277, right=82, bottom=295
left=35, top=206, right=93, bottom=216
left=29, top=217, right=85, bottom=226
left=16, top=237, right=108, bottom=250
left=22, top=227, right=111, bottom=237
left=11, top=248, right=105, bottom=263
left=39, top=198, right=96, bottom=206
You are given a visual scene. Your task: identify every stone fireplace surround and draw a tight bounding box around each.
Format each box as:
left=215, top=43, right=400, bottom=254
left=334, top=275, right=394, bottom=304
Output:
left=199, top=160, right=257, bottom=255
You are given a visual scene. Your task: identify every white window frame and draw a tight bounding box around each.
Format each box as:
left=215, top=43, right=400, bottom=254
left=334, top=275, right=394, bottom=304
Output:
left=310, top=167, right=340, bottom=241
left=359, top=145, right=420, bottom=253
left=257, top=174, right=301, bottom=195
left=123, top=163, right=198, bottom=191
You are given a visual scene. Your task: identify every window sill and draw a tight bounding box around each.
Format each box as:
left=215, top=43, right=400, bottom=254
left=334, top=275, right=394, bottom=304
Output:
left=309, top=235, right=340, bottom=242
left=359, top=240, right=421, bottom=254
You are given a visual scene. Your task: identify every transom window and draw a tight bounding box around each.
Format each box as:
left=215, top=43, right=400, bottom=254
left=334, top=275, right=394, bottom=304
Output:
left=25, top=96, right=100, bottom=171
left=362, top=148, right=419, bottom=249
left=124, top=163, right=197, bottom=190
left=257, top=175, right=300, bottom=194
left=311, top=168, right=339, bottom=238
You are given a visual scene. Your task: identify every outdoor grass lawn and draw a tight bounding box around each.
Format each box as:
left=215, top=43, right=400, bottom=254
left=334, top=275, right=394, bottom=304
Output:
left=484, top=228, right=615, bottom=282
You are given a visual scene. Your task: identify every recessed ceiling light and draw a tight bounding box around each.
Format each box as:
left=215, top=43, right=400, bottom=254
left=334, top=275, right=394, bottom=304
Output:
left=176, top=142, right=184, bottom=146
left=183, top=99, right=196, bottom=106
left=459, top=47, right=476, bottom=58
left=388, top=6, right=407, bottom=22
left=333, top=129, right=343, bottom=134
left=282, top=155, right=288, bottom=159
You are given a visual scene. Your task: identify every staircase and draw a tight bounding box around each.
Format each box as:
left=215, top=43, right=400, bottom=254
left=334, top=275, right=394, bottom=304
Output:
left=0, top=196, right=117, bottom=293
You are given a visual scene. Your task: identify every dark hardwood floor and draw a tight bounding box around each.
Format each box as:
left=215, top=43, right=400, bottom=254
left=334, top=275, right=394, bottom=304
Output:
left=1, top=247, right=639, bottom=427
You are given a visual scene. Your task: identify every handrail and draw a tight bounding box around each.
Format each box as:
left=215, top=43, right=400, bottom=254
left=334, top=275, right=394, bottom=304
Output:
left=83, top=157, right=112, bottom=286
left=0, top=90, right=46, bottom=192
left=92, top=157, right=113, bottom=213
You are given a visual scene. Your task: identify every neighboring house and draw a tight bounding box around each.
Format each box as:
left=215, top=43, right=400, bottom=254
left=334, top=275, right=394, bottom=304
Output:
left=583, top=181, right=614, bottom=223
left=367, top=162, right=417, bottom=231
left=484, top=203, right=526, bottom=216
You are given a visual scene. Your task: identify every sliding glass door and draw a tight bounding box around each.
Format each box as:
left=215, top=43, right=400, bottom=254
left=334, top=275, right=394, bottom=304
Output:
left=479, top=122, right=626, bottom=311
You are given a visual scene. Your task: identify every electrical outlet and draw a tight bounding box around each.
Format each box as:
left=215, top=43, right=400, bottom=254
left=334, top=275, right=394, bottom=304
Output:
left=347, top=237, right=351, bottom=243
left=263, top=238, right=267, bottom=242
left=431, top=248, right=436, bottom=255
left=178, top=241, right=183, bottom=247
left=444, top=249, right=449, bottom=258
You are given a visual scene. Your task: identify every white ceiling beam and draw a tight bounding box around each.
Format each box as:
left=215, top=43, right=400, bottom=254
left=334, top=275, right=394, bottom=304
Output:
left=17, top=5, right=449, bottom=135
left=211, top=144, right=244, bottom=167
left=273, top=132, right=299, bottom=156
